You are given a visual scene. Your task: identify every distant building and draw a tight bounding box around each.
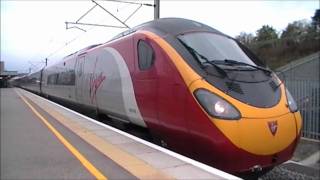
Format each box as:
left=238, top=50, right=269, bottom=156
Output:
left=0, top=61, right=4, bottom=74
left=0, top=61, right=19, bottom=88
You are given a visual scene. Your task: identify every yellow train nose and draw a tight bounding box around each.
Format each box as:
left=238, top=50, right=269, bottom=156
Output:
left=212, top=112, right=302, bottom=155
left=188, top=78, right=303, bottom=156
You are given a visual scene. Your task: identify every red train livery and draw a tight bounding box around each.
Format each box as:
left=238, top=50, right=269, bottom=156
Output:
left=15, top=18, right=302, bottom=174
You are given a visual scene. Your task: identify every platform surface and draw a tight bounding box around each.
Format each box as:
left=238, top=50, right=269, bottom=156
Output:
left=1, top=88, right=240, bottom=180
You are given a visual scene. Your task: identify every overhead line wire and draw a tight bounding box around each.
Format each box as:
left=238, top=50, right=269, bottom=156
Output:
left=44, top=0, right=154, bottom=67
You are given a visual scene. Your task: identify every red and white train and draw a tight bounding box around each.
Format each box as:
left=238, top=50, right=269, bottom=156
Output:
left=14, top=18, right=302, bottom=174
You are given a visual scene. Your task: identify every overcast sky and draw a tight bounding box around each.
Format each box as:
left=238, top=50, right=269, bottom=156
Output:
left=1, top=0, right=318, bottom=73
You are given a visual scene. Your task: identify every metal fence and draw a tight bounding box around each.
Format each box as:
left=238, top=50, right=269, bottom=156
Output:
left=277, top=52, right=320, bottom=140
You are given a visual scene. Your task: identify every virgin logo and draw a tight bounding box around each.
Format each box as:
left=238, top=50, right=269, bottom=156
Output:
left=89, top=72, right=106, bottom=103
left=268, top=121, right=278, bottom=136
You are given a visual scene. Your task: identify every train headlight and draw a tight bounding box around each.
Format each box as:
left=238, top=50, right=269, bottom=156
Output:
left=214, top=101, right=226, bottom=114
left=285, top=88, right=298, bottom=112
left=194, top=89, right=241, bottom=120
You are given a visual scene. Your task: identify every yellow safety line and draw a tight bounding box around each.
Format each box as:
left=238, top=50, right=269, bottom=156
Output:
left=16, top=90, right=107, bottom=180
left=19, top=89, right=173, bottom=179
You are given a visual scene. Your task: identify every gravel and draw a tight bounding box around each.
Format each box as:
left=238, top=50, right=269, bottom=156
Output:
left=259, top=163, right=319, bottom=180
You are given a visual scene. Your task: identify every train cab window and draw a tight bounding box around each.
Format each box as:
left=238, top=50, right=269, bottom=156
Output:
left=138, top=40, right=155, bottom=70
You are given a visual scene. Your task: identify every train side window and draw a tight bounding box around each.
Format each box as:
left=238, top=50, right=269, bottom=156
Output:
left=47, top=74, right=57, bottom=85
left=55, top=70, right=75, bottom=85
left=138, top=40, right=155, bottom=70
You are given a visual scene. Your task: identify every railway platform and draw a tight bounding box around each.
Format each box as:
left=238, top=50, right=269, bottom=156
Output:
left=1, top=88, right=240, bottom=180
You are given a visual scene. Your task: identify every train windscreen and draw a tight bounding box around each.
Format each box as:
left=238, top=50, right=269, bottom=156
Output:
left=177, top=32, right=265, bottom=68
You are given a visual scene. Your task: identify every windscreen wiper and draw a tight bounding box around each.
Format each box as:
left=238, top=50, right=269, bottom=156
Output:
left=178, top=39, right=228, bottom=78
left=219, top=59, right=272, bottom=76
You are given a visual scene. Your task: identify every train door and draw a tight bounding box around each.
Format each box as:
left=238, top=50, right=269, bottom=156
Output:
left=133, top=35, right=161, bottom=137
left=75, top=55, right=86, bottom=104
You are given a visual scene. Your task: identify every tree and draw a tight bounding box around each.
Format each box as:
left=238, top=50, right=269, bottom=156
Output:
left=234, top=16, right=319, bottom=70
left=235, top=32, right=255, bottom=45
left=281, top=20, right=310, bottom=41
left=255, top=25, right=278, bottom=42
left=311, top=9, right=320, bottom=30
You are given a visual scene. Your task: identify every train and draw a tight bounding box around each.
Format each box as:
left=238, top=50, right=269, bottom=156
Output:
left=13, top=18, right=302, bottom=174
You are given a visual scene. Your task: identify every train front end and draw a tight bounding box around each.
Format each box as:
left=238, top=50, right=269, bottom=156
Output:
left=138, top=18, right=302, bottom=174
left=177, top=31, right=303, bottom=173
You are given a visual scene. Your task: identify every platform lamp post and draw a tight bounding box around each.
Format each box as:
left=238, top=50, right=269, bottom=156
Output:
left=154, top=0, right=160, bottom=19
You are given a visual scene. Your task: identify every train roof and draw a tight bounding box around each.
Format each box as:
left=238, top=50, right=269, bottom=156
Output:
left=139, top=18, right=225, bottom=35
left=64, top=18, right=228, bottom=61
left=111, top=18, right=228, bottom=42
left=63, top=43, right=102, bottom=59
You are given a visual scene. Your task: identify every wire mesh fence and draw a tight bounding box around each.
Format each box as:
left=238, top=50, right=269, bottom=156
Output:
left=277, top=52, right=320, bottom=140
